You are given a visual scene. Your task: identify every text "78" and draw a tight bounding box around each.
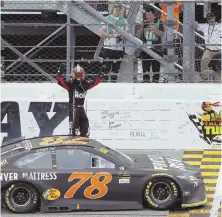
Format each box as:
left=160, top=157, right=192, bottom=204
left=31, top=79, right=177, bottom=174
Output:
left=64, top=172, right=112, bottom=199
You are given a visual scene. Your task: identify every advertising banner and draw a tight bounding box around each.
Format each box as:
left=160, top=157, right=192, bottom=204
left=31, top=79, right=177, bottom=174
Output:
left=1, top=83, right=221, bottom=149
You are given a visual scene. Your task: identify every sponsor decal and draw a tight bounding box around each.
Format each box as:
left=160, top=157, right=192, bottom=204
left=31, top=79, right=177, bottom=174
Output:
left=0, top=159, right=8, bottom=167
left=0, top=172, right=58, bottom=181
left=177, top=175, right=199, bottom=181
left=170, top=182, right=178, bottom=196
left=22, top=172, right=58, bottom=181
left=152, top=173, right=173, bottom=178
left=0, top=173, right=18, bottom=181
left=119, top=178, right=130, bottom=184
left=148, top=155, right=187, bottom=171
left=100, top=147, right=109, bottom=154
left=118, top=171, right=130, bottom=179
left=5, top=184, right=16, bottom=212
left=188, top=101, right=221, bottom=148
left=35, top=147, right=55, bottom=153
left=75, top=91, right=86, bottom=99
left=118, top=171, right=130, bottom=183
left=43, top=188, right=61, bottom=201
left=177, top=175, right=199, bottom=187
left=39, top=136, right=88, bottom=146
left=145, top=181, right=159, bottom=208
left=15, top=142, right=23, bottom=149
left=183, top=190, right=191, bottom=196
left=21, top=140, right=32, bottom=150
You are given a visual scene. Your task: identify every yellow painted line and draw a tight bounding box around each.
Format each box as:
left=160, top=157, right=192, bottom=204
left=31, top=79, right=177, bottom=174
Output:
left=202, top=172, right=219, bottom=176
left=190, top=210, right=221, bottom=215
left=184, top=149, right=204, bottom=152
left=206, top=186, right=216, bottom=191
left=202, top=158, right=221, bottom=162
left=183, top=154, right=203, bottom=158
left=168, top=213, right=189, bottom=217
left=205, top=202, right=212, bottom=206
left=190, top=209, right=211, bottom=214
left=207, top=194, right=215, bottom=198
left=183, top=161, right=201, bottom=165
left=201, top=165, right=221, bottom=169
left=204, top=151, right=222, bottom=155
left=204, top=179, right=218, bottom=184
left=190, top=210, right=221, bottom=216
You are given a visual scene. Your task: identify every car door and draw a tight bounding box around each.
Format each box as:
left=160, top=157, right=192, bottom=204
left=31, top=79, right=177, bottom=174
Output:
left=50, top=146, right=122, bottom=210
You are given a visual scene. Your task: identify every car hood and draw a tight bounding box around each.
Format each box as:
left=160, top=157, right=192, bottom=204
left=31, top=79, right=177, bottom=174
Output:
left=131, top=154, right=200, bottom=173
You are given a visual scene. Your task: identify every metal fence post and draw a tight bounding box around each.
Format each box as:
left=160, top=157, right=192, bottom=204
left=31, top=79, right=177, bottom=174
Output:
left=70, top=23, right=76, bottom=73
left=66, top=13, right=71, bottom=80
left=118, top=2, right=141, bottom=83
left=183, top=2, right=195, bottom=82
left=163, top=2, right=178, bottom=82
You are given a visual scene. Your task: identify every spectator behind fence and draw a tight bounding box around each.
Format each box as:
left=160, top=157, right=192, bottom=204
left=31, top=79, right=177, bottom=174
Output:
left=160, top=2, right=183, bottom=31
left=97, top=3, right=127, bottom=83
left=194, top=12, right=221, bottom=81
left=208, top=53, right=221, bottom=82
left=136, top=7, right=165, bottom=83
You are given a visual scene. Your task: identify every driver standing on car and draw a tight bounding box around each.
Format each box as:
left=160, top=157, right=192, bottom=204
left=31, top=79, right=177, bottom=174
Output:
left=57, top=64, right=104, bottom=137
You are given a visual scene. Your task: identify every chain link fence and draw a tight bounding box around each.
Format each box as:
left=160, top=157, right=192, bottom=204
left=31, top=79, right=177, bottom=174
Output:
left=1, top=1, right=221, bottom=83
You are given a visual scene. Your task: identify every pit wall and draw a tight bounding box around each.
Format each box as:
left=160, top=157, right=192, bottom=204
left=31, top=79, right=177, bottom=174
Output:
left=1, top=83, right=221, bottom=149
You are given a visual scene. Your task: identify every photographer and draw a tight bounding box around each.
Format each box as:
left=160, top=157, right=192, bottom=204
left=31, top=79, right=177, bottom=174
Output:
left=136, top=7, right=165, bottom=83
left=98, top=3, right=128, bottom=82
left=57, top=64, right=104, bottom=137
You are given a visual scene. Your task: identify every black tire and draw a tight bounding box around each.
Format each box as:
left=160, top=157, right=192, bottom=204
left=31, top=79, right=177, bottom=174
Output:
left=143, top=177, right=180, bottom=210
left=4, top=182, right=39, bottom=213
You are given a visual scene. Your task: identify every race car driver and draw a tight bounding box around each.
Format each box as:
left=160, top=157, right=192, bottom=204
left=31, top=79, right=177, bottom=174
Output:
left=57, top=64, right=104, bottom=137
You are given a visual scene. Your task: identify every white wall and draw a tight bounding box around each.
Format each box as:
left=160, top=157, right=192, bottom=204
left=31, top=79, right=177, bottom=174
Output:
left=1, top=83, right=221, bottom=149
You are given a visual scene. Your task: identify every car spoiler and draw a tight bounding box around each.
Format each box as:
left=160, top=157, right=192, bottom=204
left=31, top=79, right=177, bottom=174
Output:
left=1, top=137, right=26, bottom=147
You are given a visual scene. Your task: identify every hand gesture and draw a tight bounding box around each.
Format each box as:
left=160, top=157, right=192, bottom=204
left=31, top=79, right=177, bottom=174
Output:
left=147, top=25, right=155, bottom=31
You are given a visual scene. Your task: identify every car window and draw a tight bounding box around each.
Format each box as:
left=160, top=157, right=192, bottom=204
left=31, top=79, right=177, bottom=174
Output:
left=14, top=151, right=52, bottom=169
left=100, top=146, right=134, bottom=167
left=56, top=149, right=115, bottom=169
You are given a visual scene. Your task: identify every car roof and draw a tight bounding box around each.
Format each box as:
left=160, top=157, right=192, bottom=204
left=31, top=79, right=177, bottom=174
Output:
left=1, top=136, right=102, bottom=158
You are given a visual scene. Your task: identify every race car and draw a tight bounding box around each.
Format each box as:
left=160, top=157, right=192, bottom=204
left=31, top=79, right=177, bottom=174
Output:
left=1, top=135, right=207, bottom=213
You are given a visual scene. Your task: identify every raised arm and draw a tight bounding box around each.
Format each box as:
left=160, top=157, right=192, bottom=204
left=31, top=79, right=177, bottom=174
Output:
left=56, top=64, right=71, bottom=91
left=87, top=72, right=104, bottom=90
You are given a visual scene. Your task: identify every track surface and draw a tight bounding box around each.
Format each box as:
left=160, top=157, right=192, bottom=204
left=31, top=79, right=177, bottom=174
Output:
left=1, top=149, right=221, bottom=217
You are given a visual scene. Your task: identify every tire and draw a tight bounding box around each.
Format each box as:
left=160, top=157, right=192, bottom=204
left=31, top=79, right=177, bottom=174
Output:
left=4, top=182, right=39, bottom=213
left=143, top=177, right=180, bottom=210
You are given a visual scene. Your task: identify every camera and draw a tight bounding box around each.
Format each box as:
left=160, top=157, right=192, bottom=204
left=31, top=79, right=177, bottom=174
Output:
left=116, top=35, right=123, bottom=43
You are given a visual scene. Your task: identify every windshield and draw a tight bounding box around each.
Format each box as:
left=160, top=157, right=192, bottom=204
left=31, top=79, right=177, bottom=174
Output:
left=99, top=146, right=134, bottom=167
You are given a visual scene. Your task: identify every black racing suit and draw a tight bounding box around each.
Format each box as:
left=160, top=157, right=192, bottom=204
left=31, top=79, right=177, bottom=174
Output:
left=57, top=74, right=102, bottom=137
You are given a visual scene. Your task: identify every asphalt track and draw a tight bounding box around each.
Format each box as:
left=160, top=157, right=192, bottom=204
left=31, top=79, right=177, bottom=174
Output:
left=1, top=149, right=222, bottom=217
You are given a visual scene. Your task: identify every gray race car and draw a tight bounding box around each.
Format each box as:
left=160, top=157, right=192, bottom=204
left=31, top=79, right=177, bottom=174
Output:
left=0, top=135, right=207, bottom=213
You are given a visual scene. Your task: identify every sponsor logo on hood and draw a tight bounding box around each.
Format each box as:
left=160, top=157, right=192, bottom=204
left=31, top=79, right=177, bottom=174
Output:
left=148, top=155, right=187, bottom=171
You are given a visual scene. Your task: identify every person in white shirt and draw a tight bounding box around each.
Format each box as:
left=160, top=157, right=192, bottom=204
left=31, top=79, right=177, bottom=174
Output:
left=194, top=12, right=221, bottom=80
left=97, top=3, right=128, bottom=82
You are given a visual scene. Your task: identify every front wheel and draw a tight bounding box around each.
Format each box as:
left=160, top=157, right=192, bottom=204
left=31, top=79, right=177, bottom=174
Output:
left=143, top=177, right=180, bottom=210
left=4, top=182, right=39, bottom=213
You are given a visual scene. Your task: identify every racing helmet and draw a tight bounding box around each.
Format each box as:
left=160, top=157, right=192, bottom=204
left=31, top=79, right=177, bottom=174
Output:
left=72, top=64, right=85, bottom=80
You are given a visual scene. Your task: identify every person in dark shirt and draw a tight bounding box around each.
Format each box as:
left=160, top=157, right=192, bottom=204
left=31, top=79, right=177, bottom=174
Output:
left=57, top=64, right=104, bottom=137
left=136, top=7, right=165, bottom=83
